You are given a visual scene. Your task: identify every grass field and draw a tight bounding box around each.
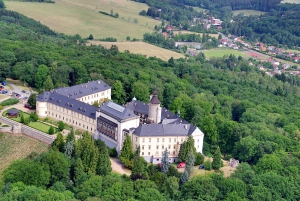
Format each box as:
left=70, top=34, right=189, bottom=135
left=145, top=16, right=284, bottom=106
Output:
left=192, top=7, right=207, bottom=13
left=232, top=10, right=266, bottom=16
left=191, top=158, right=235, bottom=178
left=88, top=41, right=184, bottom=60
left=4, top=0, right=160, bottom=41
left=3, top=110, right=53, bottom=133
left=282, top=0, right=300, bottom=3
left=201, top=48, right=248, bottom=58
left=0, top=133, right=48, bottom=177
left=173, top=31, right=219, bottom=39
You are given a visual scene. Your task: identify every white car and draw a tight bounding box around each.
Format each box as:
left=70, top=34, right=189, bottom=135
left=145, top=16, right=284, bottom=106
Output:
left=8, top=92, right=12, bottom=96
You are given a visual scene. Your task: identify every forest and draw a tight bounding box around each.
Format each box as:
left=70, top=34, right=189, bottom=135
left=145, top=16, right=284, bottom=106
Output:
left=2, top=3, right=300, bottom=200
left=223, top=3, right=300, bottom=48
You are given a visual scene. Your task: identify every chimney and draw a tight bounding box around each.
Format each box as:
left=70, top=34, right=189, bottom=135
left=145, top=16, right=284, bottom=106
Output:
left=98, top=81, right=100, bottom=84
left=86, top=85, right=87, bottom=88
left=184, top=125, right=188, bottom=130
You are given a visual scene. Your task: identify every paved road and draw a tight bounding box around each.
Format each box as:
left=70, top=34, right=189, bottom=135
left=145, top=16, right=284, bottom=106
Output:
left=110, top=157, right=131, bottom=176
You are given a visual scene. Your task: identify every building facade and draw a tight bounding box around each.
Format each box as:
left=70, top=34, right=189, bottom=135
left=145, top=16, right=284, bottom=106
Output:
left=36, top=80, right=204, bottom=164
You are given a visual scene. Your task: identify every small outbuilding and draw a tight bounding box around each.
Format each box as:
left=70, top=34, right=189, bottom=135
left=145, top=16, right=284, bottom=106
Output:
left=7, top=109, right=20, bottom=118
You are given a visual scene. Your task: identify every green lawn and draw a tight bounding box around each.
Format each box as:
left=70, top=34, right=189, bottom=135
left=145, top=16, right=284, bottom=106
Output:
left=232, top=10, right=266, bottom=16
left=202, top=48, right=248, bottom=59
left=3, top=109, right=54, bottom=133
left=29, top=121, right=52, bottom=133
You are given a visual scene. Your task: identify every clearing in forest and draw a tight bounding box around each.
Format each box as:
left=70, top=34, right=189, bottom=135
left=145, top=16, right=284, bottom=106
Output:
left=4, top=0, right=160, bottom=41
left=88, top=41, right=184, bottom=61
left=232, top=10, right=266, bottom=16
left=0, top=133, right=48, bottom=177
left=201, top=48, right=248, bottom=59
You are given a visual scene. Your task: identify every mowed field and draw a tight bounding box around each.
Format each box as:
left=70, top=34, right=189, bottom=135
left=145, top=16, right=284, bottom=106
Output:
left=0, top=133, right=48, bottom=177
left=281, top=0, right=300, bottom=3
left=88, top=41, right=184, bottom=60
left=232, top=9, right=266, bottom=16
left=201, top=48, right=248, bottom=58
left=173, top=31, right=219, bottom=39
left=4, top=0, right=160, bottom=41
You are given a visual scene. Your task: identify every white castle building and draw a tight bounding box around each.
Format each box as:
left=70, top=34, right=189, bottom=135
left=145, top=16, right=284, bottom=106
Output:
left=36, top=80, right=204, bottom=164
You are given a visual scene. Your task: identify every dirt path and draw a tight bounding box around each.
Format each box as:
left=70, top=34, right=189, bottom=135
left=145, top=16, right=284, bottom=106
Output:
left=110, top=157, right=131, bottom=176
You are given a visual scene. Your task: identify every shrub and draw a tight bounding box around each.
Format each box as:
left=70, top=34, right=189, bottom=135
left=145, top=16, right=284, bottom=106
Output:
left=0, top=98, right=19, bottom=106
left=58, top=121, right=65, bottom=131
left=194, top=153, right=205, bottom=166
left=109, top=148, right=118, bottom=157
left=2, top=125, right=9, bottom=127
left=48, top=126, right=55, bottom=134
left=30, top=112, right=38, bottom=122
left=204, top=160, right=212, bottom=171
left=23, top=117, right=30, bottom=125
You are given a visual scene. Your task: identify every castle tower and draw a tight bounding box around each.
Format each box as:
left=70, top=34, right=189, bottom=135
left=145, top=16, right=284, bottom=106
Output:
left=148, top=89, right=161, bottom=124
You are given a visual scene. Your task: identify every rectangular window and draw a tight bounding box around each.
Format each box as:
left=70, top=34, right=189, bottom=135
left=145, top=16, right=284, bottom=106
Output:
left=157, top=159, right=159, bottom=161
left=173, top=151, right=175, bottom=155
left=45, top=111, right=47, bottom=114
left=142, top=152, right=144, bottom=155
left=162, top=145, right=164, bottom=149
left=181, top=138, right=183, bottom=142
left=136, top=137, right=138, bottom=142
left=156, top=146, right=159, bottom=150
left=174, top=145, right=176, bottom=149
left=148, top=152, right=150, bottom=155
left=142, top=138, right=145, bottom=143
left=169, top=138, right=171, bottom=143
left=174, top=138, right=176, bottom=142
left=197, top=139, right=199, bottom=142
left=157, top=138, right=159, bottom=143
left=162, top=138, right=164, bottom=143
left=149, top=138, right=151, bottom=143
left=168, top=145, right=171, bottom=149
left=148, top=145, right=151, bottom=150
left=142, top=146, right=144, bottom=150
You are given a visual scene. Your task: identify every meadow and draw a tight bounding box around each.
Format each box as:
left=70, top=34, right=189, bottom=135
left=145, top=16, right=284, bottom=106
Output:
left=88, top=41, right=184, bottom=61
left=0, top=133, right=48, bottom=177
left=173, top=31, right=219, bottom=39
left=281, top=0, right=300, bottom=3
left=232, top=9, right=266, bottom=16
left=201, top=48, right=248, bottom=59
left=4, top=0, right=160, bottom=41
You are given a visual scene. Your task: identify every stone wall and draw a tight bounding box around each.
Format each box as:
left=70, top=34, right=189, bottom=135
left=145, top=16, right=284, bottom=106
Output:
left=0, top=116, right=54, bottom=145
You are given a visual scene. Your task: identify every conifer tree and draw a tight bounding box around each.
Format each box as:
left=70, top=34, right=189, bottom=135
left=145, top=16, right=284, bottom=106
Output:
left=178, top=141, right=186, bottom=162
left=20, top=113, right=24, bottom=123
left=185, top=150, right=195, bottom=175
left=66, top=128, right=75, bottom=143
left=48, top=126, right=55, bottom=134
left=131, top=146, right=146, bottom=179
left=212, top=146, right=223, bottom=170
left=119, top=134, right=134, bottom=168
left=161, top=148, right=169, bottom=173
left=180, top=169, right=189, bottom=186
left=52, top=132, right=65, bottom=153
left=75, top=131, right=99, bottom=173
left=74, top=158, right=84, bottom=184
left=95, top=140, right=112, bottom=176
left=65, top=140, right=74, bottom=159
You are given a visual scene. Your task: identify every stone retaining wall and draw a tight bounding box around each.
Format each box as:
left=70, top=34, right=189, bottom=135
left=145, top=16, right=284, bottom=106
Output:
left=0, top=116, right=54, bottom=145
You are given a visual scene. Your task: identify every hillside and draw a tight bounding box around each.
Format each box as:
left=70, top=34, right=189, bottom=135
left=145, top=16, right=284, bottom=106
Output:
left=0, top=133, right=48, bottom=177
left=4, top=0, right=160, bottom=41
left=88, top=41, right=184, bottom=60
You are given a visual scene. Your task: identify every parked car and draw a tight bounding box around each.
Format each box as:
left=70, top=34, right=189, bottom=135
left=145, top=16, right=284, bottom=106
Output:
left=177, top=162, right=186, bottom=168
left=24, top=103, right=34, bottom=110
left=8, top=92, right=12, bottom=96
left=21, top=90, right=26, bottom=93
left=25, top=91, right=30, bottom=94
left=0, top=85, right=4, bottom=89
left=1, top=81, right=6, bottom=86
left=1, top=90, right=7, bottom=94
left=199, top=165, right=205, bottom=169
